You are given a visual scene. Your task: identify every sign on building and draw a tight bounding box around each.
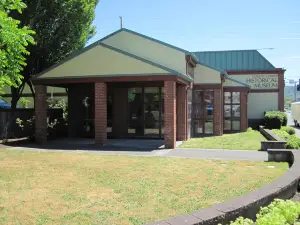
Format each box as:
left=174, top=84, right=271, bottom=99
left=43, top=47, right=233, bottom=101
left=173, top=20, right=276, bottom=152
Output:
left=223, top=74, right=278, bottom=89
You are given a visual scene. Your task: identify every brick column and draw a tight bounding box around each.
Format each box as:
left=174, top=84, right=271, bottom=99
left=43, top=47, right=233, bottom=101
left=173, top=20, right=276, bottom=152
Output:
left=176, top=84, right=187, bottom=141
left=240, top=91, right=248, bottom=132
left=112, top=88, right=128, bottom=137
left=35, top=85, right=47, bottom=144
left=164, top=81, right=176, bottom=148
left=213, top=88, right=222, bottom=136
left=95, top=82, right=107, bottom=145
left=278, top=71, right=284, bottom=111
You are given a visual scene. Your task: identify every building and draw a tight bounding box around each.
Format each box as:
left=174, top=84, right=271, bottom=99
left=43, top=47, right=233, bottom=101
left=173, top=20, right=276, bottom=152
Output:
left=33, top=28, right=285, bottom=148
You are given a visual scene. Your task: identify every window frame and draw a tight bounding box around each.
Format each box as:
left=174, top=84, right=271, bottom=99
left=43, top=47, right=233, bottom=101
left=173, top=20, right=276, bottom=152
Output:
left=223, top=92, right=241, bottom=132
left=192, top=89, right=214, bottom=136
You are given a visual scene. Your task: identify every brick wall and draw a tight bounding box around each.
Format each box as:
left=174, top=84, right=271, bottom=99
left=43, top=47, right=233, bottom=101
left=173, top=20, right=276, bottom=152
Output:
left=35, top=85, right=48, bottom=143
left=95, top=82, right=107, bottom=145
left=278, top=72, right=284, bottom=111
left=213, top=88, right=222, bottom=136
left=176, top=84, right=187, bottom=141
left=164, top=81, right=176, bottom=148
left=240, top=91, right=249, bottom=131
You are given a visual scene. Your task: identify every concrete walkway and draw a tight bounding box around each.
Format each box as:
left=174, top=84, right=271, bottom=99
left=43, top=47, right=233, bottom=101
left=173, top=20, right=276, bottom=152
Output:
left=5, top=146, right=268, bottom=161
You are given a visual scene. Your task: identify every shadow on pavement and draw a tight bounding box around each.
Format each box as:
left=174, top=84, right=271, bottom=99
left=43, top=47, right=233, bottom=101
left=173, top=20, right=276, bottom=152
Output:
left=1, top=138, right=166, bottom=152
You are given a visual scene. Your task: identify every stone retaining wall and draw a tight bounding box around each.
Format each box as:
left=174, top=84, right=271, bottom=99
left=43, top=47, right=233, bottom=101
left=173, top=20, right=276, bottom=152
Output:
left=259, top=125, right=286, bottom=151
left=145, top=150, right=300, bottom=225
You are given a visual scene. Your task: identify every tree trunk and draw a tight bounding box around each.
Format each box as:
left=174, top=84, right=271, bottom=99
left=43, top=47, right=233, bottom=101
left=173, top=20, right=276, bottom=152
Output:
left=11, top=82, right=25, bottom=109
left=27, top=79, right=35, bottom=108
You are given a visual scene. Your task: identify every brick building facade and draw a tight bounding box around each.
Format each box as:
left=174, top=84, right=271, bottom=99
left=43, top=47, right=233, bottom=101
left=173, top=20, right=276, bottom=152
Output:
left=33, top=28, right=285, bottom=149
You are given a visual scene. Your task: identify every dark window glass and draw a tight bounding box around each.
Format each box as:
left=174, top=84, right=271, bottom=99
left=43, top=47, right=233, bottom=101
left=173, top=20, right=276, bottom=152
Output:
left=192, top=89, right=214, bottom=136
left=224, top=92, right=240, bottom=131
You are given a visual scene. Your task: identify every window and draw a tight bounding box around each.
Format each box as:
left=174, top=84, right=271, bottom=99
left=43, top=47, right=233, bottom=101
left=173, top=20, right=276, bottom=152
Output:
left=192, top=89, right=214, bottom=136
left=224, top=92, right=240, bottom=131
left=187, top=89, right=192, bottom=139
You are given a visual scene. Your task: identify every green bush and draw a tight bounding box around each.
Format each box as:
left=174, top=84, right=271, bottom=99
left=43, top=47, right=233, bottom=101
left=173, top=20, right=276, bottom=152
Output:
left=281, top=126, right=296, bottom=135
left=286, top=135, right=300, bottom=149
left=225, top=199, right=300, bottom=225
left=264, top=111, right=288, bottom=129
left=272, top=129, right=300, bottom=149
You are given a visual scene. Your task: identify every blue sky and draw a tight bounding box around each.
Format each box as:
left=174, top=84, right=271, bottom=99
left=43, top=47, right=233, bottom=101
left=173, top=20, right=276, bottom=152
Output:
left=89, top=0, right=300, bottom=83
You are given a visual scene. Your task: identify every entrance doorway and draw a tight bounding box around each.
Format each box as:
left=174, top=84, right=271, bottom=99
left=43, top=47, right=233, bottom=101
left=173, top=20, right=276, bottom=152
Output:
left=128, top=87, right=164, bottom=138
left=192, top=89, right=214, bottom=136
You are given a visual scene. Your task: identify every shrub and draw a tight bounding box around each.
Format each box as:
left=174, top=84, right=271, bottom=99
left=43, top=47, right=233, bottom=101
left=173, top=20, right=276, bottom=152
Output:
left=247, top=127, right=253, bottom=132
left=225, top=199, right=300, bottom=225
left=281, top=126, right=296, bottom=135
left=272, top=129, right=300, bottom=149
left=228, top=217, right=253, bottom=225
left=264, top=111, right=288, bottom=129
left=286, top=135, right=300, bottom=149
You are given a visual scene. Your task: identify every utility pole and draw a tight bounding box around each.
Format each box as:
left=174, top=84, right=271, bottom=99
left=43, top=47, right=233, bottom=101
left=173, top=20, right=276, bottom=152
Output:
left=119, top=16, right=123, bottom=29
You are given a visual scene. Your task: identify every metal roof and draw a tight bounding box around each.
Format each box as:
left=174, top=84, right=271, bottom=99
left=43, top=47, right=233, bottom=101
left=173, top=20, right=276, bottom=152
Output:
left=193, top=50, right=276, bottom=71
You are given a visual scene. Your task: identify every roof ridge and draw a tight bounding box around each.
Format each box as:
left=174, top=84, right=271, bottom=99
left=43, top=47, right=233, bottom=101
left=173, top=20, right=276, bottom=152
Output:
left=193, top=50, right=276, bottom=71
left=99, top=28, right=191, bottom=55
left=194, top=49, right=257, bottom=53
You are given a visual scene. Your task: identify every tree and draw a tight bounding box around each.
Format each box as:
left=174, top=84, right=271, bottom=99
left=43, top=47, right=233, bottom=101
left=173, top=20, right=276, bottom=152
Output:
left=9, top=0, right=99, bottom=108
left=0, top=0, right=35, bottom=94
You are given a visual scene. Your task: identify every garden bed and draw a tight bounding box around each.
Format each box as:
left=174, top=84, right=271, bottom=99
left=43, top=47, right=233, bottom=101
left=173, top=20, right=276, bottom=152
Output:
left=228, top=199, right=300, bottom=225
left=272, top=127, right=300, bottom=149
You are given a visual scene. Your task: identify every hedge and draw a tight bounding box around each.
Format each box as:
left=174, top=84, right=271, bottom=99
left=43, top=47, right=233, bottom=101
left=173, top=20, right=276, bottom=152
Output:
left=272, top=129, right=300, bottom=149
left=281, top=126, right=296, bottom=135
left=265, top=111, right=288, bottom=129
left=226, top=199, right=300, bottom=225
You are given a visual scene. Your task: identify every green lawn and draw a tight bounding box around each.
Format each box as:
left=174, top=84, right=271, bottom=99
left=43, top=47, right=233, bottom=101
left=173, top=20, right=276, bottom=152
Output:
left=0, top=149, right=287, bottom=225
left=180, top=130, right=266, bottom=150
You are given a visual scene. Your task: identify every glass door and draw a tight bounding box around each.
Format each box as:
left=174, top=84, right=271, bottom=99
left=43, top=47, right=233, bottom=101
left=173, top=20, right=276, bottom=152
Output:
left=224, top=92, right=241, bottom=132
left=128, top=88, right=144, bottom=137
left=192, top=89, right=214, bottom=136
left=144, top=87, right=160, bottom=138
left=127, top=87, right=164, bottom=138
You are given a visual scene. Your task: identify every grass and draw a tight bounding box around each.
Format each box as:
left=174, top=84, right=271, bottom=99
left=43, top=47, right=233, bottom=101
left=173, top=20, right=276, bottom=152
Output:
left=0, top=149, right=287, bottom=225
left=180, top=130, right=266, bottom=150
